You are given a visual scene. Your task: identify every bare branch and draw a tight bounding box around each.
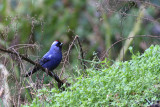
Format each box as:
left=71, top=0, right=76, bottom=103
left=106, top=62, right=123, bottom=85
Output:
left=0, top=47, right=66, bottom=89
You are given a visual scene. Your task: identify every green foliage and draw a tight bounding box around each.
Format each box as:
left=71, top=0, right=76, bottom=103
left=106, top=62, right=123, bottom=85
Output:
left=23, top=45, right=160, bottom=106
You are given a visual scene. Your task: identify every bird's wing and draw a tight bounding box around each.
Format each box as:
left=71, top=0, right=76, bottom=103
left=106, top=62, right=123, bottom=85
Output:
left=24, top=53, right=52, bottom=77
left=39, top=53, right=52, bottom=65
left=39, top=55, right=52, bottom=65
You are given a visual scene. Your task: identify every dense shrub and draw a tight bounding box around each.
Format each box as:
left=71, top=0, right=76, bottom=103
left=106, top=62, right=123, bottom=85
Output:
left=23, top=45, right=160, bottom=106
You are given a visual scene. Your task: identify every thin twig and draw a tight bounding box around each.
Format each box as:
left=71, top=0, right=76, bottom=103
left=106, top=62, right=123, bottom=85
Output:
left=60, top=35, right=86, bottom=78
left=60, top=35, right=78, bottom=78
left=7, top=44, right=38, bottom=50
left=11, top=48, right=24, bottom=107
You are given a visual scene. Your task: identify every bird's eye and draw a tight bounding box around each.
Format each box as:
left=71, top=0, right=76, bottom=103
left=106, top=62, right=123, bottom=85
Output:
left=56, top=42, right=61, bottom=47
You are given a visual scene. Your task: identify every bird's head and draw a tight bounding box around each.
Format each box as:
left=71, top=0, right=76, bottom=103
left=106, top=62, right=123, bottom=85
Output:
left=50, top=40, right=63, bottom=52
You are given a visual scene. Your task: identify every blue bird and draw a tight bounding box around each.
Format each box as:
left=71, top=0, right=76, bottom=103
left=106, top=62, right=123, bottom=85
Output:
left=25, top=40, right=63, bottom=77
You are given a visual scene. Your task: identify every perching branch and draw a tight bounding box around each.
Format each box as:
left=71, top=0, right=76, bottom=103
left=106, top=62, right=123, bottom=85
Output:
left=0, top=47, right=65, bottom=89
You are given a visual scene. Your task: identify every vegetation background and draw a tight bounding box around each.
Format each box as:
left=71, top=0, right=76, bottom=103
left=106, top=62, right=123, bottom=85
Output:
left=0, top=0, right=160, bottom=106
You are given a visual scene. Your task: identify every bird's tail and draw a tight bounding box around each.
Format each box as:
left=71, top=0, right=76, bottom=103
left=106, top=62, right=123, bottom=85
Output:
left=24, top=67, right=39, bottom=77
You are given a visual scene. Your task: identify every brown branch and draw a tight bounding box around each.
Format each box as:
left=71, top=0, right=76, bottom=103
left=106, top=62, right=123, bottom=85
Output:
left=0, top=47, right=66, bottom=90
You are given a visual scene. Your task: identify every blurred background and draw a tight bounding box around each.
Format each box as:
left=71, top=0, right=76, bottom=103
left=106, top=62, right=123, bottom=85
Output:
left=0, top=0, right=160, bottom=106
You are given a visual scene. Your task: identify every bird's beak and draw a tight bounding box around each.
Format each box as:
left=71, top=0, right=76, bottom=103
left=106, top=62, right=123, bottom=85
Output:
left=60, top=43, right=63, bottom=46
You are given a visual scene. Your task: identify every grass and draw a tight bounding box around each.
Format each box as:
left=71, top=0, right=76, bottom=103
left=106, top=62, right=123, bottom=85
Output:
left=23, top=45, right=160, bottom=106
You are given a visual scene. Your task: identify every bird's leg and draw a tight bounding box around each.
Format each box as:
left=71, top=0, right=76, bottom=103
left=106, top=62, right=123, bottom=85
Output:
left=45, top=68, right=49, bottom=76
